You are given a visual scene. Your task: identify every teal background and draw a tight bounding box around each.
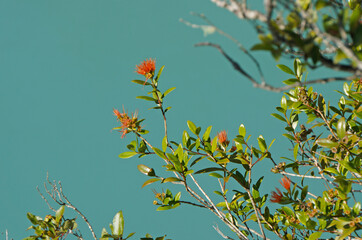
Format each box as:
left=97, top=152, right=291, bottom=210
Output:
left=0, top=1, right=343, bottom=239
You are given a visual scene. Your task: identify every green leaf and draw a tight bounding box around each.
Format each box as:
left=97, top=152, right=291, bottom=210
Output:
left=301, top=186, right=308, bottom=201
left=336, top=117, right=346, bottom=139
left=153, top=147, right=167, bottom=160
left=283, top=78, right=299, bottom=85
left=162, top=136, right=168, bottom=152
left=55, top=206, right=65, bottom=223
left=119, top=152, right=138, bottom=159
left=294, top=58, right=302, bottom=77
left=353, top=202, right=361, bottom=215
left=162, top=177, right=182, bottom=183
left=27, top=212, right=41, bottom=225
left=308, top=232, right=322, bottom=240
left=316, top=139, right=338, bottom=148
left=293, top=144, right=299, bottom=160
left=131, top=79, right=151, bottom=86
left=112, top=211, right=124, bottom=237
left=277, top=64, right=295, bottom=75
left=163, top=87, right=176, bottom=97
left=136, top=96, right=156, bottom=102
left=142, top=178, right=161, bottom=188
left=195, top=167, right=223, bottom=174
left=203, top=126, right=212, bottom=141
left=209, top=172, right=223, bottom=178
left=281, top=96, right=287, bottom=110
left=238, top=124, right=246, bottom=137
left=137, top=164, right=156, bottom=176
left=324, top=167, right=339, bottom=175
left=211, top=136, right=218, bottom=153
left=257, top=135, right=267, bottom=152
left=157, top=205, right=174, bottom=211
left=271, top=113, right=287, bottom=122
left=283, top=133, right=295, bottom=141
left=187, top=120, right=197, bottom=135
left=281, top=206, right=294, bottom=216
left=337, top=226, right=356, bottom=240
left=125, top=232, right=136, bottom=240
left=154, top=65, right=165, bottom=82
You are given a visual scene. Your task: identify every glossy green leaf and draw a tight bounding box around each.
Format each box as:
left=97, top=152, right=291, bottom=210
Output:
left=203, top=126, right=212, bottom=141
left=281, top=96, right=287, bottom=110
left=125, top=232, right=136, bottom=240
left=257, top=135, right=267, bottom=152
left=100, top=228, right=109, bottom=240
left=162, top=177, right=182, bottom=183
left=301, top=185, right=308, bottom=201
left=55, top=206, right=64, bottom=223
left=136, top=96, right=156, bottom=102
left=277, top=64, right=295, bottom=75
left=283, top=133, right=295, bottom=141
left=337, top=226, right=356, bottom=239
left=154, top=65, right=165, bottom=83
left=131, top=79, right=151, bottom=86
left=283, top=78, right=299, bottom=85
left=112, top=211, right=124, bottom=237
left=209, top=172, right=223, bottom=178
left=187, top=120, right=197, bottom=135
left=353, top=202, right=361, bottom=215
left=211, top=136, right=218, bottom=153
left=195, top=167, right=223, bottom=174
left=271, top=113, right=287, bottom=122
left=238, top=124, right=246, bottom=137
left=316, top=139, right=338, bottom=148
left=336, top=117, right=346, bottom=139
left=281, top=206, right=294, bottom=216
left=142, top=178, right=161, bottom=188
left=137, top=164, right=155, bottom=176
left=308, top=232, right=322, bottom=240
left=27, top=212, right=41, bottom=225
left=119, top=152, right=138, bottom=159
left=162, top=136, right=168, bottom=152
left=153, top=147, right=167, bottom=160
left=293, top=144, right=299, bottom=160
left=163, top=87, right=176, bottom=98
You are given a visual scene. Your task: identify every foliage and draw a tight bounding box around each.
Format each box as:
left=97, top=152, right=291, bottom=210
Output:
left=112, top=58, right=362, bottom=239
left=182, top=0, right=362, bottom=92
left=21, top=1, right=362, bottom=240
left=24, top=206, right=77, bottom=240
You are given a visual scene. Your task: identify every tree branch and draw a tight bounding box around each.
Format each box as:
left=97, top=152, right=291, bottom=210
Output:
left=195, top=42, right=354, bottom=92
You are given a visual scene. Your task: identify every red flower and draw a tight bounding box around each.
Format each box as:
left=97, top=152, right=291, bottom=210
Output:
left=280, top=176, right=291, bottom=191
left=217, top=130, right=229, bottom=146
left=113, top=108, right=141, bottom=138
left=113, top=108, right=123, bottom=119
left=135, top=58, right=156, bottom=83
left=270, top=188, right=283, bottom=203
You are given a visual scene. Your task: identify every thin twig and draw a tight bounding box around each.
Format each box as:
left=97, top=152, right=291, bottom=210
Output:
left=213, top=224, right=235, bottom=240
left=195, top=42, right=354, bottom=92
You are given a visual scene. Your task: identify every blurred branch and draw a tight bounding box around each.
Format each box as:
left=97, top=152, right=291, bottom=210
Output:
left=180, top=13, right=265, bottom=83
left=211, top=0, right=267, bottom=22
left=195, top=42, right=353, bottom=92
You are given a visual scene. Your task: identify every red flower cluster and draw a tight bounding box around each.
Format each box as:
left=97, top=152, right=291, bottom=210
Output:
left=135, top=58, right=156, bottom=84
left=113, top=108, right=141, bottom=138
left=270, top=176, right=291, bottom=203
left=270, top=188, right=283, bottom=203
left=280, top=176, right=291, bottom=191
left=217, top=130, right=230, bottom=146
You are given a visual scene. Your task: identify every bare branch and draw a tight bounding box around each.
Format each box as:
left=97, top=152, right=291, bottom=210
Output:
left=195, top=42, right=354, bottom=92
left=38, top=174, right=98, bottom=240
left=211, top=0, right=267, bottom=22
left=213, top=224, right=235, bottom=240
